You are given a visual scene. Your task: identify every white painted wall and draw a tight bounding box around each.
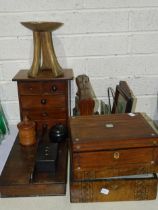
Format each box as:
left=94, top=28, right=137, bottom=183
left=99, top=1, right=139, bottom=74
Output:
left=0, top=0, right=158, bottom=124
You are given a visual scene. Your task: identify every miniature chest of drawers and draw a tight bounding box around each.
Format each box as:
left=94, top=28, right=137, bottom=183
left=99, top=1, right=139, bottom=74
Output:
left=13, top=69, right=73, bottom=130
left=0, top=69, right=73, bottom=197
left=69, top=113, right=158, bottom=181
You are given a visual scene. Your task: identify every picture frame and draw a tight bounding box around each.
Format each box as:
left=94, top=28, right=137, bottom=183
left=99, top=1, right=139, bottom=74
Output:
left=111, top=81, right=135, bottom=114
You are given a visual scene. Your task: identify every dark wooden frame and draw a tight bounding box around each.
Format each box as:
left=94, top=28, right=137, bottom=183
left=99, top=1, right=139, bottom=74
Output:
left=112, top=81, right=134, bottom=114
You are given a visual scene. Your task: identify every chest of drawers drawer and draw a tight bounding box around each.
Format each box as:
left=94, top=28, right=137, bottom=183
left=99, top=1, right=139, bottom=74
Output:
left=22, top=108, right=67, bottom=120
left=20, top=95, right=66, bottom=109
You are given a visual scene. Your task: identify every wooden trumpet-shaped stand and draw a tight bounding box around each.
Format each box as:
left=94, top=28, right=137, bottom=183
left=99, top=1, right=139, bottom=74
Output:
left=21, top=22, right=64, bottom=78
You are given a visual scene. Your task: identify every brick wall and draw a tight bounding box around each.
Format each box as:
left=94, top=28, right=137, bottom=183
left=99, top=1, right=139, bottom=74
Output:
left=0, top=0, right=158, bottom=124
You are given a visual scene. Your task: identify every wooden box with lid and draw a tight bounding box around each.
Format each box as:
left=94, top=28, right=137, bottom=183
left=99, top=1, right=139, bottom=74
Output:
left=69, top=113, right=158, bottom=202
left=69, top=113, right=158, bottom=181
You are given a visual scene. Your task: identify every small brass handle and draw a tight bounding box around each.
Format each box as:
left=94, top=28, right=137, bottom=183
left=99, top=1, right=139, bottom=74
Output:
left=114, top=152, right=120, bottom=159
left=41, top=99, right=47, bottom=104
left=51, top=85, right=57, bottom=92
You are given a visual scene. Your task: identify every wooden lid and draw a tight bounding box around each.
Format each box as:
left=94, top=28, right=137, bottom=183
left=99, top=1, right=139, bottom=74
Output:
left=17, top=116, right=35, bottom=130
left=69, top=113, right=158, bottom=152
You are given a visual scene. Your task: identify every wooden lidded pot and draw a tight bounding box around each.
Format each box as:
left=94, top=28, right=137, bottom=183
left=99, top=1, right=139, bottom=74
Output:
left=17, top=116, right=36, bottom=146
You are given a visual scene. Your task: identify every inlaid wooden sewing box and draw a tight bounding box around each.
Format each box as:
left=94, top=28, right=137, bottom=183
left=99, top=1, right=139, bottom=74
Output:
left=69, top=113, right=158, bottom=202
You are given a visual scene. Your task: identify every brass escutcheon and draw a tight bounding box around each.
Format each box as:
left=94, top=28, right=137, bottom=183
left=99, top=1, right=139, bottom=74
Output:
left=114, top=151, right=120, bottom=159
left=153, top=140, right=157, bottom=145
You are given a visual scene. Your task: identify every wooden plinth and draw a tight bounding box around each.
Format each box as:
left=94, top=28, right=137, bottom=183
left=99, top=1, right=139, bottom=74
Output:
left=70, top=174, right=157, bottom=202
left=0, top=135, right=68, bottom=197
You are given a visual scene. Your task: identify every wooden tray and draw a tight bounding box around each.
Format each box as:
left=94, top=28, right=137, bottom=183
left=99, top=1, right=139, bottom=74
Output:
left=0, top=135, right=68, bottom=197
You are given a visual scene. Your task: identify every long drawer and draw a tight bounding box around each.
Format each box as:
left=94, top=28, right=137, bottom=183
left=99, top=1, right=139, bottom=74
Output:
left=33, top=119, right=66, bottom=130
left=20, top=95, right=66, bottom=109
left=18, top=81, right=67, bottom=95
left=22, top=108, right=67, bottom=120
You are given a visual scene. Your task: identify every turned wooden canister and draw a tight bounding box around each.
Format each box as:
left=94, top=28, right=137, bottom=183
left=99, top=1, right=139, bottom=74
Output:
left=17, top=116, right=36, bottom=146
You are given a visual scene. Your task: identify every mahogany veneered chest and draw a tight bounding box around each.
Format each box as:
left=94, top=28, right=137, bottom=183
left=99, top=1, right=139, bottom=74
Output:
left=12, top=69, right=73, bottom=130
left=69, top=113, right=158, bottom=181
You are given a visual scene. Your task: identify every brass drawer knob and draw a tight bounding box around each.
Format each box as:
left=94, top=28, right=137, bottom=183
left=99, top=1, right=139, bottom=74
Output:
left=114, top=151, right=120, bottom=159
left=51, top=85, right=57, bottom=92
left=41, top=99, right=47, bottom=104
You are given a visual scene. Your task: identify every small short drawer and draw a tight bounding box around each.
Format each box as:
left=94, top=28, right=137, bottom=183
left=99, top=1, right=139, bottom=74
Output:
left=42, top=81, right=66, bottom=95
left=18, top=82, right=42, bottom=95
left=20, top=95, right=66, bottom=109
